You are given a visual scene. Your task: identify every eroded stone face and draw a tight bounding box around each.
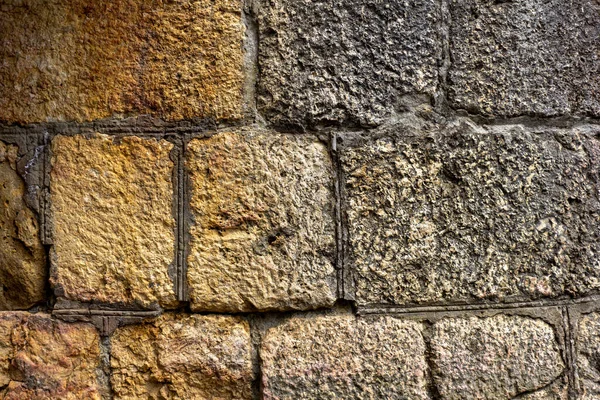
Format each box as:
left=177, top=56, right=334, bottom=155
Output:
left=0, top=141, right=46, bottom=310
left=110, top=314, right=253, bottom=399
left=431, top=315, right=565, bottom=399
left=186, top=129, right=336, bottom=312
left=0, top=312, right=101, bottom=400
left=50, top=134, right=177, bottom=308
left=341, top=119, right=600, bottom=306
left=576, top=312, right=600, bottom=399
left=257, top=0, right=440, bottom=127
left=448, top=0, right=600, bottom=117
left=0, top=0, right=245, bottom=123
left=261, top=314, right=429, bottom=399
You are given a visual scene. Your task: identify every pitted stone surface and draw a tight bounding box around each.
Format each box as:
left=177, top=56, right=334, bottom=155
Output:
left=0, top=0, right=245, bottom=123
left=576, top=312, right=600, bottom=398
left=448, top=0, right=600, bottom=117
left=257, top=0, right=440, bottom=127
left=431, top=315, right=564, bottom=399
left=50, top=134, right=177, bottom=308
left=0, top=312, right=101, bottom=400
left=341, top=119, right=600, bottom=306
left=0, top=142, right=46, bottom=310
left=187, top=129, right=336, bottom=312
left=261, top=314, right=429, bottom=399
left=110, top=314, right=253, bottom=400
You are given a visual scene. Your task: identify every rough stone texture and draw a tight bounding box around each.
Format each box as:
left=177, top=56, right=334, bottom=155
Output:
left=448, top=0, right=600, bottom=117
left=431, top=315, right=565, bottom=399
left=341, top=117, right=600, bottom=306
left=0, top=0, right=245, bottom=123
left=257, top=0, right=440, bottom=127
left=261, top=314, right=429, bottom=399
left=0, top=141, right=46, bottom=310
left=110, top=314, right=253, bottom=400
left=50, top=134, right=177, bottom=308
left=576, top=312, right=600, bottom=399
left=0, top=312, right=101, bottom=399
left=186, top=129, right=336, bottom=312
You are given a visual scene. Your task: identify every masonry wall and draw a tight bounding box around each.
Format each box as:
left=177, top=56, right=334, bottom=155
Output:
left=0, top=0, right=599, bottom=398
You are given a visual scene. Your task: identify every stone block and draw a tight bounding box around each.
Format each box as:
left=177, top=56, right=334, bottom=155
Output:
left=0, top=312, right=101, bottom=399
left=576, top=312, right=600, bottom=398
left=50, top=134, right=177, bottom=308
left=257, top=0, right=441, bottom=127
left=448, top=0, right=600, bottom=117
left=431, top=315, right=565, bottom=399
left=0, top=141, right=46, bottom=310
left=110, top=314, right=253, bottom=399
left=186, top=129, right=336, bottom=312
left=340, top=119, right=600, bottom=306
left=261, top=314, right=429, bottom=399
left=0, top=0, right=245, bottom=123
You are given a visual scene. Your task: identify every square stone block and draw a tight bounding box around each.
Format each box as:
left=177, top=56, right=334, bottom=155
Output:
left=186, top=128, right=336, bottom=312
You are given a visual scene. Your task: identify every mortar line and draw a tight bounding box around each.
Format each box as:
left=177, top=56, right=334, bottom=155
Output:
left=358, top=296, right=600, bottom=315
left=564, top=306, right=578, bottom=399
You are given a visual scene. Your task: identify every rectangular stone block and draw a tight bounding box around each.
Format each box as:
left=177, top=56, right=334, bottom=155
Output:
left=448, top=0, right=599, bottom=117
left=0, top=0, right=245, bottom=123
left=110, top=314, right=253, bottom=399
left=576, top=312, right=600, bottom=398
left=257, top=0, right=441, bottom=127
left=260, top=314, right=429, bottom=399
left=186, top=129, right=336, bottom=312
left=50, top=134, right=177, bottom=308
left=431, top=315, right=566, bottom=399
left=0, top=312, right=101, bottom=399
left=340, top=118, right=600, bottom=306
left=0, top=141, right=46, bottom=310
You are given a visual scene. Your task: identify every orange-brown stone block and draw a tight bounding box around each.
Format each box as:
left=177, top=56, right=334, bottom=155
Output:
left=50, top=134, right=177, bottom=308
left=0, top=312, right=101, bottom=399
left=0, top=0, right=245, bottom=123
left=110, top=314, right=254, bottom=399
left=0, top=141, right=46, bottom=310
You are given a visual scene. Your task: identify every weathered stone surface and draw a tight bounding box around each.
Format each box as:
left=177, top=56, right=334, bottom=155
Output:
left=431, top=315, right=564, bottom=399
left=0, top=0, right=245, bottom=123
left=0, top=142, right=46, bottom=310
left=341, top=117, right=600, bottom=306
left=110, top=314, right=253, bottom=399
left=0, top=312, right=101, bottom=399
left=576, top=312, right=600, bottom=398
left=261, top=314, right=429, bottom=399
left=448, top=0, right=600, bottom=117
left=186, top=129, right=336, bottom=312
left=257, top=0, right=440, bottom=127
left=50, top=134, right=177, bottom=308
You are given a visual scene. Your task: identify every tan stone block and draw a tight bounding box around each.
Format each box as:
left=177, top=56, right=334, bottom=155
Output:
left=261, top=314, right=430, bottom=399
left=0, top=141, right=46, bottom=310
left=431, top=315, right=565, bottom=399
left=110, top=314, right=253, bottom=399
left=576, top=312, right=600, bottom=398
left=0, top=0, right=245, bottom=123
left=186, top=129, right=336, bottom=312
left=50, top=134, right=177, bottom=308
left=0, top=312, right=101, bottom=399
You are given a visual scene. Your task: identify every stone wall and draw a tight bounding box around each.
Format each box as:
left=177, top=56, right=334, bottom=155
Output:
left=0, top=0, right=598, bottom=398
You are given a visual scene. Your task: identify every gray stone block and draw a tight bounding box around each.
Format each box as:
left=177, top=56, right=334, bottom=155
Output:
left=340, top=117, right=600, bottom=306
left=448, top=0, right=600, bottom=117
left=257, top=0, right=441, bottom=127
